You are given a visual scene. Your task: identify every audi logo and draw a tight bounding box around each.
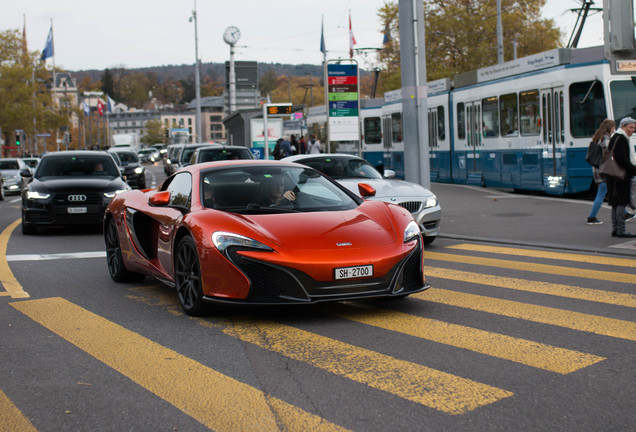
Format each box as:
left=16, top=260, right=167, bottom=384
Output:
left=68, top=194, right=87, bottom=202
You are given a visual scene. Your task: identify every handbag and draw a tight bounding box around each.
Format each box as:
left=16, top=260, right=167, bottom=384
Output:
left=585, top=140, right=602, bottom=168
left=598, top=144, right=626, bottom=181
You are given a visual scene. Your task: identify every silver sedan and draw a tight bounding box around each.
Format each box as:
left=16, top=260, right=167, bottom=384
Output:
left=283, top=153, right=441, bottom=244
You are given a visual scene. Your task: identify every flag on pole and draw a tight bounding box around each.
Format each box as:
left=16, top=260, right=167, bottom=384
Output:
left=41, top=24, right=54, bottom=61
left=81, top=101, right=90, bottom=116
left=107, top=95, right=115, bottom=113
left=97, top=100, right=104, bottom=116
left=320, top=16, right=326, bottom=55
left=383, top=22, right=392, bottom=45
left=349, top=10, right=356, bottom=58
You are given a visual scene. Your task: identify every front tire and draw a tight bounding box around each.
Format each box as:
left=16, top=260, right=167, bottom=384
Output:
left=175, top=235, right=208, bottom=316
left=105, top=218, right=145, bottom=282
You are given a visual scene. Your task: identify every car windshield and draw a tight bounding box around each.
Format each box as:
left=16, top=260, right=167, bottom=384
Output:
left=200, top=165, right=360, bottom=213
left=0, top=160, right=20, bottom=170
left=115, top=152, right=139, bottom=163
left=299, top=157, right=383, bottom=180
left=36, top=155, right=120, bottom=178
left=198, top=148, right=253, bottom=162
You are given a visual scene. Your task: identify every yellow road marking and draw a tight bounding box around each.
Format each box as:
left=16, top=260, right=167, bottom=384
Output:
left=417, top=289, right=636, bottom=341
left=11, top=297, right=350, bottom=432
left=447, top=244, right=636, bottom=268
left=425, top=251, right=636, bottom=284
left=0, top=388, right=39, bottom=432
left=328, top=303, right=604, bottom=374
left=0, top=219, right=29, bottom=298
left=425, top=267, right=636, bottom=308
left=223, top=316, right=513, bottom=415
left=131, top=285, right=513, bottom=414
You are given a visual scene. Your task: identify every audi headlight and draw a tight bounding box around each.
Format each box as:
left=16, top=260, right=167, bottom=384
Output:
left=26, top=190, right=50, bottom=200
left=403, top=220, right=421, bottom=243
left=423, top=195, right=438, bottom=208
left=212, top=232, right=272, bottom=253
left=134, top=167, right=144, bottom=174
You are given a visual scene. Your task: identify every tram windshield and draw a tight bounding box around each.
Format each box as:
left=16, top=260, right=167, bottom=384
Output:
left=609, top=80, right=636, bottom=121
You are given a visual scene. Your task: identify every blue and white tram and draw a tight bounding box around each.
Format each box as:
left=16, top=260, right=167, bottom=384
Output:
left=437, top=46, right=636, bottom=195
left=359, top=98, right=383, bottom=169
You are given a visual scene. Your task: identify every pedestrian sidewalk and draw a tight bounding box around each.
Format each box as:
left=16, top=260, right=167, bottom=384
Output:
left=429, top=183, right=636, bottom=257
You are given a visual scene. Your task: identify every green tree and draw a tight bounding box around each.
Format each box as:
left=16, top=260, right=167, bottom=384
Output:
left=140, top=119, right=164, bottom=145
left=101, top=68, right=116, bottom=99
left=377, top=0, right=562, bottom=90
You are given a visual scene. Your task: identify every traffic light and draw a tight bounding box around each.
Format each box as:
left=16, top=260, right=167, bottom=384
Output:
left=15, top=133, right=21, bottom=146
left=165, top=129, right=170, bottom=138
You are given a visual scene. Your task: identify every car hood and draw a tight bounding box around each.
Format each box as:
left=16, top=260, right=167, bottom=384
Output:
left=30, top=177, right=128, bottom=193
left=335, top=178, right=435, bottom=199
left=1, top=169, right=20, bottom=177
left=217, top=203, right=400, bottom=250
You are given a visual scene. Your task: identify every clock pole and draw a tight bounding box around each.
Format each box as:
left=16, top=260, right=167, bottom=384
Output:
left=229, top=42, right=236, bottom=113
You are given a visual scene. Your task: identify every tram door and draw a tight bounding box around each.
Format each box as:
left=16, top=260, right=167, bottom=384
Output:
left=540, top=87, right=565, bottom=186
left=428, top=108, right=439, bottom=179
left=466, top=102, right=482, bottom=181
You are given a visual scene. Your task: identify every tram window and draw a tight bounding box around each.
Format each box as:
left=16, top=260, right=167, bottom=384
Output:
left=569, top=80, right=607, bottom=138
left=437, top=106, right=445, bottom=140
left=391, top=113, right=403, bottom=143
left=520, top=90, right=540, bottom=135
left=482, top=97, right=499, bottom=138
left=500, top=93, right=519, bottom=136
left=457, top=103, right=466, bottom=139
left=609, top=80, right=636, bottom=120
left=363, top=117, right=382, bottom=144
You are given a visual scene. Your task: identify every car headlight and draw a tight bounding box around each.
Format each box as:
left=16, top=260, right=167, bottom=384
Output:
left=403, top=220, right=421, bottom=243
left=212, top=231, right=273, bottom=253
left=103, top=188, right=130, bottom=199
left=26, top=190, right=50, bottom=200
left=423, top=195, right=438, bottom=208
left=134, top=167, right=144, bottom=174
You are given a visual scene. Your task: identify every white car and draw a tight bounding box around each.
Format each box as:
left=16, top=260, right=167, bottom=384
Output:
left=0, top=158, right=30, bottom=195
left=283, top=153, right=441, bottom=244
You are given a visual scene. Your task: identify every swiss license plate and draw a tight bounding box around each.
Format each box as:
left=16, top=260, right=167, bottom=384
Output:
left=67, top=207, right=87, bottom=214
left=334, top=265, right=373, bottom=280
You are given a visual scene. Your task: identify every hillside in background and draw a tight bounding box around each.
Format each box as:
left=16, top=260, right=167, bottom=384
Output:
left=72, top=62, right=336, bottom=86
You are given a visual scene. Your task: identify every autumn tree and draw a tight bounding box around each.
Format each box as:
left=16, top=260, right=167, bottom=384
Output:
left=0, top=29, right=69, bottom=156
left=140, top=119, right=164, bottom=145
left=377, top=0, right=562, bottom=90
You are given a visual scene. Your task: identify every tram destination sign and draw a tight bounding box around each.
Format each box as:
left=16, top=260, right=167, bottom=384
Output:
left=327, top=62, right=360, bottom=141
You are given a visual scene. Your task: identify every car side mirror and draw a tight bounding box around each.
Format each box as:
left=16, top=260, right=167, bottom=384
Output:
left=149, top=190, right=171, bottom=206
left=358, top=183, right=376, bottom=197
left=20, top=168, right=33, bottom=177
left=383, top=169, right=396, bottom=179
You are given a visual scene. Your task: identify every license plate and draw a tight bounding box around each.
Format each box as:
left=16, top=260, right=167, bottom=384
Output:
left=334, top=265, right=373, bottom=280
left=67, top=207, right=87, bottom=214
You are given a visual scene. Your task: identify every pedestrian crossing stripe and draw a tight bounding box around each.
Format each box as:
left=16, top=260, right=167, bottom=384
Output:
left=11, top=297, right=351, bottom=432
left=424, top=251, right=636, bottom=284
left=424, top=267, right=636, bottom=308
left=446, top=244, right=636, bottom=268
left=417, top=289, right=636, bottom=341
left=327, top=302, right=605, bottom=374
left=0, top=388, right=38, bottom=432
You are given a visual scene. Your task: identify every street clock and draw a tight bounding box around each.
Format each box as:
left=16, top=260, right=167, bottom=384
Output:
left=223, top=26, right=241, bottom=45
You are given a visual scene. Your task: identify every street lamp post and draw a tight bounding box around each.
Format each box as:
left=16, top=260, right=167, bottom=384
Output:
left=190, top=1, right=202, bottom=143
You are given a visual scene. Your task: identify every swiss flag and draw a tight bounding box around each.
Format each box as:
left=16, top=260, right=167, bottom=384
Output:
left=97, top=99, right=104, bottom=116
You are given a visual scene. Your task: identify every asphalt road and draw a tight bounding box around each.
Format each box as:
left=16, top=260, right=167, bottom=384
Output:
left=0, top=163, right=634, bottom=432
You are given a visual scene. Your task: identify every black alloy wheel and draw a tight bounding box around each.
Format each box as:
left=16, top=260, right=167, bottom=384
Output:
left=105, top=218, right=144, bottom=282
left=175, top=235, right=207, bottom=316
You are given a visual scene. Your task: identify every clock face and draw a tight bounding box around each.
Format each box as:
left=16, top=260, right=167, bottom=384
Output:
left=223, top=26, right=240, bottom=45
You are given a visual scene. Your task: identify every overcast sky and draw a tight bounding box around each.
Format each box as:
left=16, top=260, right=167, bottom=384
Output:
left=4, top=0, right=606, bottom=72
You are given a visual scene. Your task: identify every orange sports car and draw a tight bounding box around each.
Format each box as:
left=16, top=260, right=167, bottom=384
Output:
left=104, top=160, right=429, bottom=315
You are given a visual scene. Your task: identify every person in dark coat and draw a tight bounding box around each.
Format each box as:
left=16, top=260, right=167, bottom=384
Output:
left=606, top=117, right=636, bottom=237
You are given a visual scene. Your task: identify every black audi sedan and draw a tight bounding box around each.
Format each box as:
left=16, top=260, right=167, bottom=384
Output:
left=21, top=151, right=130, bottom=234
